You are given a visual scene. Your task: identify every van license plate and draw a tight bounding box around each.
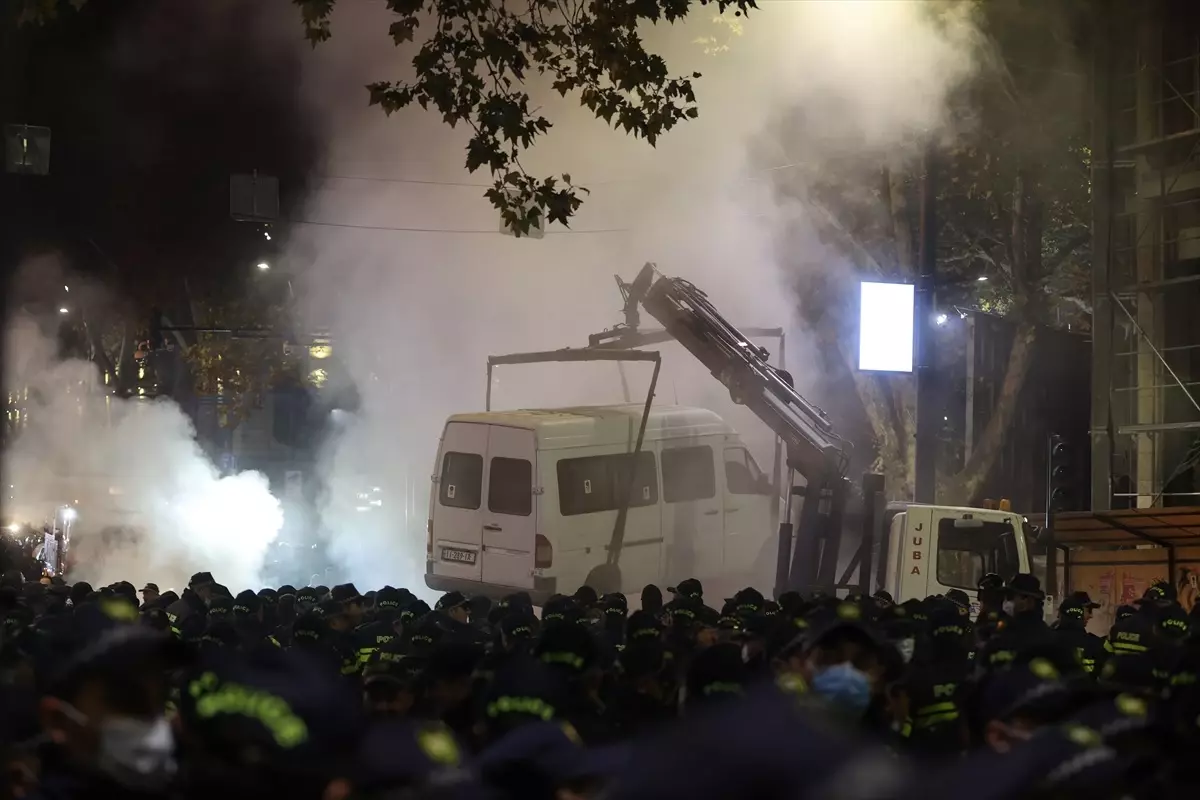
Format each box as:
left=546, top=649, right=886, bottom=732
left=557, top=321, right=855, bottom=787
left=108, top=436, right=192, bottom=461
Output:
left=441, top=547, right=477, bottom=565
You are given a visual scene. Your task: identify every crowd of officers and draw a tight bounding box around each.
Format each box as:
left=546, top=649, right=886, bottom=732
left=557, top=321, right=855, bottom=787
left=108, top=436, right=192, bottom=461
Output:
left=0, top=567, right=1199, bottom=800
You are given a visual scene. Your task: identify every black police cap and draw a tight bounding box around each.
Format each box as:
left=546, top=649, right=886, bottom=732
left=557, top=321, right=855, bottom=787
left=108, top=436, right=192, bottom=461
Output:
left=1005, top=573, right=1045, bottom=599
left=666, top=578, right=702, bottom=599
left=435, top=591, right=469, bottom=612
left=331, top=583, right=362, bottom=605
left=189, top=572, right=215, bottom=588
left=234, top=590, right=261, bottom=616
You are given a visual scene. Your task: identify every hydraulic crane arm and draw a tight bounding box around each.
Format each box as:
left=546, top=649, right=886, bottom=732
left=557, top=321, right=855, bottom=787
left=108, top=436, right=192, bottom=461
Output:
left=619, top=263, right=851, bottom=481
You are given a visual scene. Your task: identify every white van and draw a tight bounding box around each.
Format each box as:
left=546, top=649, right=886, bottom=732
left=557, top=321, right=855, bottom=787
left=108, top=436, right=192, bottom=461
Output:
left=424, top=404, right=778, bottom=603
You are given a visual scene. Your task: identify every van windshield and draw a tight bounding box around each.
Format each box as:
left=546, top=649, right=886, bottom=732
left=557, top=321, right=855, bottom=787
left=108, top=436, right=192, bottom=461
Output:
left=936, top=519, right=1021, bottom=591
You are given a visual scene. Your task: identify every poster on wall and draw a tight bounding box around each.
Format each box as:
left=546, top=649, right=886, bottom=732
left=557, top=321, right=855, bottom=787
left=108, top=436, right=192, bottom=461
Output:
left=1071, top=558, right=1200, bottom=635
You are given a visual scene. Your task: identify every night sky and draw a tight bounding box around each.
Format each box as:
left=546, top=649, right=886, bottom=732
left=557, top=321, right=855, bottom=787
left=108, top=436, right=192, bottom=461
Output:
left=1, top=0, right=322, bottom=312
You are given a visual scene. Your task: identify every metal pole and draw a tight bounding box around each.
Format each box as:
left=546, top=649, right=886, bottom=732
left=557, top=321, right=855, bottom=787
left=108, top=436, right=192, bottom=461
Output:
left=617, top=362, right=632, bottom=403
left=771, top=333, right=786, bottom=534
left=607, top=355, right=661, bottom=565
left=859, top=472, right=885, bottom=595
left=914, top=144, right=939, bottom=504
left=1089, top=0, right=1116, bottom=512
left=1112, top=293, right=1200, bottom=415
left=1045, top=434, right=1059, bottom=600
left=485, top=360, right=494, bottom=411
left=774, top=469, right=796, bottom=599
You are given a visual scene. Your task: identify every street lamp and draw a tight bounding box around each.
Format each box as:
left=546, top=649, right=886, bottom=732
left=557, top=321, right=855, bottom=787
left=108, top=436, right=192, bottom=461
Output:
left=59, top=307, right=69, bottom=314
left=256, top=262, right=270, bottom=271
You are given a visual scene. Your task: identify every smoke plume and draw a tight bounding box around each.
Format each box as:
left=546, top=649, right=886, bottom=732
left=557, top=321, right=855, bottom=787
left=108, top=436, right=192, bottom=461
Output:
left=3, top=308, right=283, bottom=592
left=288, top=1, right=982, bottom=592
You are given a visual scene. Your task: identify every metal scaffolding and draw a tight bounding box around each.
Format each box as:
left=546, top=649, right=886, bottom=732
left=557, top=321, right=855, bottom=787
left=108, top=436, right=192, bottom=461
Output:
left=1094, top=0, right=1200, bottom=509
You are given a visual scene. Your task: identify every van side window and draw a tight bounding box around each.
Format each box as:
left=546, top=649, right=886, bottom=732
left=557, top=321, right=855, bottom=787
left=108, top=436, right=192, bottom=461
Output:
left=557, top=452, right=658, bottom=516
left=724, top=447, right=770, bottom=495
left=489, top=457, right=533, bottom=516
left=440, top=452, right=483, bottom=510
left=662, top=446, right=716, bottom=503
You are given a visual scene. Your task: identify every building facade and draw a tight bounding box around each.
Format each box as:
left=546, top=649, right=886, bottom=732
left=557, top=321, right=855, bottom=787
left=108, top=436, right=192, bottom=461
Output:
left=1092, top=0, right=1200, bottom=509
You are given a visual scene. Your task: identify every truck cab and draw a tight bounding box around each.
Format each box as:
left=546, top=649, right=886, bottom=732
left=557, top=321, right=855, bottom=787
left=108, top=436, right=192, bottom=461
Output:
left=879, top=503, right=1031, bottom=612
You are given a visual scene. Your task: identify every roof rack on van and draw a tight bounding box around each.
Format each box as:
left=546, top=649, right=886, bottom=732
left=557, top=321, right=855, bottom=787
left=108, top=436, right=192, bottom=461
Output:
left=485, top=347, right=663, bottom=568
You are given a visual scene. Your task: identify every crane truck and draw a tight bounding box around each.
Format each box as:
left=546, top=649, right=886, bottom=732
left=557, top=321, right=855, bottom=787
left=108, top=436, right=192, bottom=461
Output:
left=425, top=264, right=1033, bottom=608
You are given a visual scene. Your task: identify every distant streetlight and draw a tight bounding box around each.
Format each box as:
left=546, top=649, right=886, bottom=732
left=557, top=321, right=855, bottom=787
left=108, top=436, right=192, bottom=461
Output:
left=977, top=275, right=988, bottom=282
left=935, top=313, right=948, bottom=326
left=256, top=262, right=270, bottom=271
left=63, top=284, right=69, bottom=292
left=58, top=307, right=69, bottom=314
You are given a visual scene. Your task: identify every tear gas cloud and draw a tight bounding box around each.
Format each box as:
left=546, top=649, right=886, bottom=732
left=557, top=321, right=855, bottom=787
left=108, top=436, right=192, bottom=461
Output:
left=3, top=309, right=283, bottom=592
left=291, top=1, right=982, bottom=593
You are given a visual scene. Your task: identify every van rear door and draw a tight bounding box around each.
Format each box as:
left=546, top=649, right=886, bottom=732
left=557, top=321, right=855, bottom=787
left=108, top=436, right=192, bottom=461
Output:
left=431, top=422, right=488, bottom=582
left=480, top=425, right=537, bottom=589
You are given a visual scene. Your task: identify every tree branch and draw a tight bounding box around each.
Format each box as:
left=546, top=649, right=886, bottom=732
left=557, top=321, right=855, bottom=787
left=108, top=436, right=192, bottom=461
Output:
left=806, top=198, right=885, bottom=275
left=1042, top=229, right=1089, bottom=274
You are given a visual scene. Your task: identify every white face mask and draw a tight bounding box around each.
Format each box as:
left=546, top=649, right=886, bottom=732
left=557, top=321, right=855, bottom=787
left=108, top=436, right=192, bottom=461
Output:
left=1002, top=600, right=1016, bottom=616
left=97, top=716, right=177, bottom=788
left=60, top=704, right=177, bottom=790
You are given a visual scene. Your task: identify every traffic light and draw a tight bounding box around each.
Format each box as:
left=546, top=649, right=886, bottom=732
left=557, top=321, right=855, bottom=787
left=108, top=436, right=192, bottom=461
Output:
left=1048, top=434, right=1074, bottom=512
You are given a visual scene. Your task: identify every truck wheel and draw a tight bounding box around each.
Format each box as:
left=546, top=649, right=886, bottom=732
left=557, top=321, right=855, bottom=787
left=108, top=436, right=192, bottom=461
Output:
left=584, top=564, right=622, bottom=596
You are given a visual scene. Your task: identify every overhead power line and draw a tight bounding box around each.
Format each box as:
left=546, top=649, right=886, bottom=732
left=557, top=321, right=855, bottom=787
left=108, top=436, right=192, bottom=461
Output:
left=288, top=218, right=631, bottom=235
left=313, top=161, right=801, bottom=190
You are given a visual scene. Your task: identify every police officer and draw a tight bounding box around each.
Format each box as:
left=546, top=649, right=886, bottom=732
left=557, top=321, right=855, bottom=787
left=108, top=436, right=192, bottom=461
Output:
left=1053, top=595, right=1106, bottom=675
left=978, top=573, right=1050, bottom=673
left=906, top=600, right=971, bottom=756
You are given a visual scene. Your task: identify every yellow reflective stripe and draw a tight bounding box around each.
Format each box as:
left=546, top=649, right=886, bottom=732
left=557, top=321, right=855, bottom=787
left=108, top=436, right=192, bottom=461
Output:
left=900, top=719, right=912, bottom=738
left=1110, top=642, right=1147, bottom=654
left=915, top=702, right=957, bottom=716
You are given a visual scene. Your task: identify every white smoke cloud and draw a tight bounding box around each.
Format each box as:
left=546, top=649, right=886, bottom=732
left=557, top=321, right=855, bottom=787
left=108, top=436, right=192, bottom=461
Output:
left=284, top=0, right=981, bottom=593
left=3, top=312, right=283, bottom=592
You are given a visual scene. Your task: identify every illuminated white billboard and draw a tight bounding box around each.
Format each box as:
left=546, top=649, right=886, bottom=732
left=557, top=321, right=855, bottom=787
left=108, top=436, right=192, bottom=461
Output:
left=857, top=281, right=915, bottom=373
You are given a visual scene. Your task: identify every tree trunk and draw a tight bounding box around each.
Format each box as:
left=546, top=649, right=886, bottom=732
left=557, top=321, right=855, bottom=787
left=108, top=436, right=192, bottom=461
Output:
left=939, top=316, right=1038, bottom=505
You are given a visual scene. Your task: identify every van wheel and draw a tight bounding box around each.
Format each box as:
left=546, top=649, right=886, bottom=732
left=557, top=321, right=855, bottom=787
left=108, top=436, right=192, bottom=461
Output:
left=584, top=564, right=622, bottom=596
